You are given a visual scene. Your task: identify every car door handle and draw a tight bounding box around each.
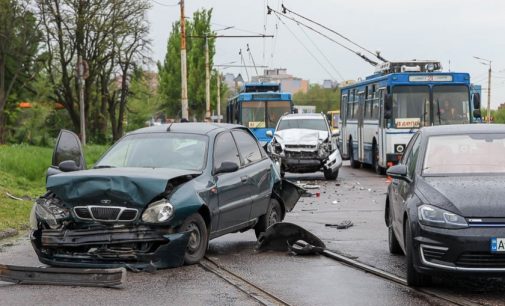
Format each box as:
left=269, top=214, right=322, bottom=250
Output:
left=241, top=176, right=248, bottom=183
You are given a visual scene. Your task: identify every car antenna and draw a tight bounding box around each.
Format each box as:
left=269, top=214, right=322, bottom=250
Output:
left=166, top=122, right=173, bottom=132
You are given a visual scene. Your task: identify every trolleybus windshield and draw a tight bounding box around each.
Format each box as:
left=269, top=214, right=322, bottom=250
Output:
left=392, top=86, right=430, bottom=128
left=433, top=85, right=470, bottom=125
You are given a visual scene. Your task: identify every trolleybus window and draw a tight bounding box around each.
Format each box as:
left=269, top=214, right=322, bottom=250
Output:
left=266, top=101, right=292, bottom=127
left=433, top=85, right=470, bottom=125
left=242, top=101, right=266, bottom=128
left=392, top=86, right=430, bottom=128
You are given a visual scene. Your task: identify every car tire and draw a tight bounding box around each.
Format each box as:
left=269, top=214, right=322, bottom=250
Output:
left=180, top=213, right=209, bottom=265
left=255, top=198, right=282, bottom=238
left=388, top=207, right=402, bottom=255
left=405, top=221, right=431, bottom=287
left=324, top=168, right=339, bottom=180
left=349, top=139, right=360, bottom=169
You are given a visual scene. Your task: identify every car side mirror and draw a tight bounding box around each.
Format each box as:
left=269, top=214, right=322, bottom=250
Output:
left=215, top=162, right=239, bottom=175
left=385, top=94, right=393, bottom=111
left=386, top=164, right=411, bottom=183
left=384, top=110, right=392, bottom=120
left=473, top=93, right=481, bottom=110
left=266, top=130, right=273, bottom=138
left=58, top=160, right=80, bottom=172
left=473, top=109, right=482, bottom=119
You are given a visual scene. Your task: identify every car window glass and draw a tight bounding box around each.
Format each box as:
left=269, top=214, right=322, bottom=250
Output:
left=96, top=133, right=207, bottom=171
left=406, top=136, right=421, bottom=177
left=231, top=130, right=262, bottom=165
left=401, top=133, right=419, bottom=165
left=213, top=132, right=241, bottom=170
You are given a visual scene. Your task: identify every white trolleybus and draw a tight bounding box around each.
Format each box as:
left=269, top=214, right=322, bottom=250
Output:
left=339, top=61, right=482, bottom=174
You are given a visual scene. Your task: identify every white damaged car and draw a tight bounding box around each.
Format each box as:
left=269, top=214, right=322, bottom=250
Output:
left=266, top=113, right=342, bottom=180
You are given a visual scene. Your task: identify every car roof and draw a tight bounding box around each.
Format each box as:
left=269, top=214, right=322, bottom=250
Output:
left=128, top=123, right=244, bottom=136
left=420, top=124, right=505, bottom=136
left=281, top=113, right=325, bottom=120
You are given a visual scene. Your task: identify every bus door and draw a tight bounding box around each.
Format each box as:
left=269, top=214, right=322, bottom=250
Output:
left=358, top=91, right=365, bottom=161
left=340, top=94, right=348, bottom=155
left=377, top=88, right=385, bottom=167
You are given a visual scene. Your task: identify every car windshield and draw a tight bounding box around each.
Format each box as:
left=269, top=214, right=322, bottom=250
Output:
left=96, top=133, right=208, bottom=171
left=277, top=118, right=328, bottom=131
left=423, top=133, right=505, bottom=175
left=433, top=85, right=470, bottom=125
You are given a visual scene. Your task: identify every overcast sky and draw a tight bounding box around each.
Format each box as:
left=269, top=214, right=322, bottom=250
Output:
left=148, top=0, right=505, bottom=109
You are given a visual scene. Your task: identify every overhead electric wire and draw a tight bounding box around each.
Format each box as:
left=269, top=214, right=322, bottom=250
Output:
left=272, top=11, right=336, bottom=80
left=297, top=24, right=345, bottom=82
left=267, top=6, right=378, bottom=66
left=281, top=4, right=386, bottom=62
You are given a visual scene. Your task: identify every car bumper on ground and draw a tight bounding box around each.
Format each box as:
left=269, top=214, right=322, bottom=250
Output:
left=31, top=226, right=190, bottom=270
left=413, top=223, right=505, bottom=275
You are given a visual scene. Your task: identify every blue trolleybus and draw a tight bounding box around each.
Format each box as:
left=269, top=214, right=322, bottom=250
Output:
left=339, top=61, right=481, bottom=174
left=226, top=82, right=293, bottom=144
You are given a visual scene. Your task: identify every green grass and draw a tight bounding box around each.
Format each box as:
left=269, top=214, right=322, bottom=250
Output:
left=0, top=144, right=108, bottom=232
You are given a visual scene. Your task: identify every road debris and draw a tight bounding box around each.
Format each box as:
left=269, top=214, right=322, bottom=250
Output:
left=325, top=220, right=354, bottom=229
left=5, top=192, right=31, bottom=201
left=256, top=222, right=326, bottom=256
left=0, top=264, right=126, bottom=287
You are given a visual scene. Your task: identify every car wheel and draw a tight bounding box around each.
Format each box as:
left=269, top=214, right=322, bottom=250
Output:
left=388, top=207, right=402, bottom=255
left=405, top=221, right=431, bottom=287
left=324, top=168, right=339, bottom=180
left=349, top=139, right=360, bottom=169
left=180, top=213, right=208, bottom=265
left=255, top=198, right=282, bottom=238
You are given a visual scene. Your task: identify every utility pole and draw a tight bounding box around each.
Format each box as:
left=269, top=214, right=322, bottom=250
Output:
left=205, top=35, right=211, bottom=119
left=180, top=0, right=189, bottom=120
left=487, top=63, right=492, bottom=124
left=217, top=72, right=221, bottom=123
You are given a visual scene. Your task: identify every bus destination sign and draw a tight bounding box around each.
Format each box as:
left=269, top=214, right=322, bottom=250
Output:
left=408, top=75, right=453, bottom=82
left=395, top=118, right=421, bottom=128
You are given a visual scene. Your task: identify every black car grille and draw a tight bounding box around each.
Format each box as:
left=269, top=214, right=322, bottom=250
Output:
left=456, top=252, right=505, bottom=268
left=74, top=206, right=138, bottom=222
left=422, top=247, right=447, bottom=262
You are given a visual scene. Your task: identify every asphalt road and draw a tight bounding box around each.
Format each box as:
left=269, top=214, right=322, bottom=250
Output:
left=1, top=163, right=504, bottom=305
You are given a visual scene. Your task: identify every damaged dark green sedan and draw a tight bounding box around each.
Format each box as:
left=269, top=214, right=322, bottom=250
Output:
left=30, top=123, right=302, bottom=270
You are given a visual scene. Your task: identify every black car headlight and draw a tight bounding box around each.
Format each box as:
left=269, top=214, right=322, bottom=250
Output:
left=418, top=205, right=468, bottom=229
left=142, top=199, right=174, bottom=223
left=34, top=197, right=69, bottom=229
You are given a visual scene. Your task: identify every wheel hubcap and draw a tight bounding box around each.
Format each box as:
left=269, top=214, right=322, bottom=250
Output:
left=269, top=210, right=279, bottom=226
left=186, top=223, right=201, bottom=254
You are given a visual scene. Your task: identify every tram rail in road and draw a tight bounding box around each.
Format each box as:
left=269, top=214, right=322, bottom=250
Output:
left=294, top=241, right=480, bottom=306
left=200, top=256, right=292, bottom=306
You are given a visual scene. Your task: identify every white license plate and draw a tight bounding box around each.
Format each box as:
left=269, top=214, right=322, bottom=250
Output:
left=491, top=238, right=505, bottom=253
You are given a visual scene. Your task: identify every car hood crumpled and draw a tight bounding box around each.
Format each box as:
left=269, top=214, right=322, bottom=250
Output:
left=46, top=167, right=201, bottom=207
left=275, top=129, right=329, bottom=147
left=418, top=175, right=505, bottom=217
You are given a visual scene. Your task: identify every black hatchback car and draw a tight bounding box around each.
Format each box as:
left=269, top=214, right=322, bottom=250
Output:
left=386, top=124, right=505, bottom=286
left=30, top=123, right=302, bottom=270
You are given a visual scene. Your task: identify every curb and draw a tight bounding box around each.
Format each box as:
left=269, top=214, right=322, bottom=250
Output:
left=0, top=228, right=19, bottom=241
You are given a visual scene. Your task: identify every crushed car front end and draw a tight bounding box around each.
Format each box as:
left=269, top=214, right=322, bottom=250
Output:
left=30, top=168, right=203, bottom=270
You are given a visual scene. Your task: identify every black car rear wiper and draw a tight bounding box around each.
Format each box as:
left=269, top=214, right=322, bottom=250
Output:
left=94, top=165, right=116, bottom=169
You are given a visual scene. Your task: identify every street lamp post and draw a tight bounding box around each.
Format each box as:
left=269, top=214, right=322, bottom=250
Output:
left=474, top=56, right=492, bottom=123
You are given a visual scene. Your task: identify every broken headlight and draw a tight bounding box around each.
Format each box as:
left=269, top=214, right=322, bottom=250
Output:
left=142, top=199, right=174, bottom=223
left=34, top=196, right=69, bottom=229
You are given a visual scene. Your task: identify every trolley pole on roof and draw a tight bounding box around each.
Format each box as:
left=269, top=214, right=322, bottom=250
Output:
left=180, top=0, right=189, bottom=120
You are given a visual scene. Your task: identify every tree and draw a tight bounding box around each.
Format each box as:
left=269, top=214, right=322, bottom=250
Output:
left=158, top=9, right=218, bottom=120
left=38, top=0, right=151, bottom=142
left=0, top=0, right=41, bottom=143
left=293, top=84, right=340, bottom=114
